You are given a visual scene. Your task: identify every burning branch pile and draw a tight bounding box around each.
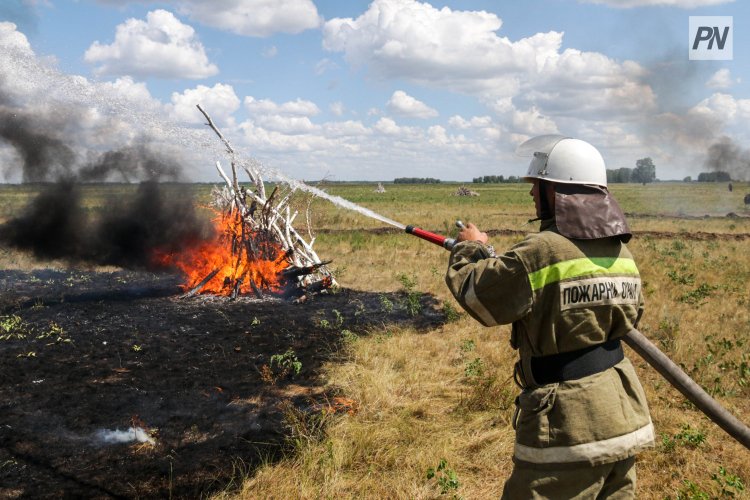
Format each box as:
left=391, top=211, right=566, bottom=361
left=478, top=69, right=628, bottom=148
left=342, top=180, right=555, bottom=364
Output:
left=161, top=105, right=335, bottom=299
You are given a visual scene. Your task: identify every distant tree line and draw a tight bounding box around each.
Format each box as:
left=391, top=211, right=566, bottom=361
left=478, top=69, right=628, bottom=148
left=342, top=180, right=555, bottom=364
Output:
left=696, top=171, right=732, bottom=182
left=606, top=157, right=656, bottom=184
left=472, top=175, right=522, bottom=184
left=393, top=177, right=442, bottom=184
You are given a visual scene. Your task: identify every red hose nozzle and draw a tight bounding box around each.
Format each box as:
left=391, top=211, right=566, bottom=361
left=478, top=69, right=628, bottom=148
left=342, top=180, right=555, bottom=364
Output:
left=405, top=225, right=456, bottom=250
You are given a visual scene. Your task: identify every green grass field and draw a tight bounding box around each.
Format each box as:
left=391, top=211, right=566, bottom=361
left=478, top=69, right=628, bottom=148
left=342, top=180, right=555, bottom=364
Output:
left=1, top=181, right=748, bottom=499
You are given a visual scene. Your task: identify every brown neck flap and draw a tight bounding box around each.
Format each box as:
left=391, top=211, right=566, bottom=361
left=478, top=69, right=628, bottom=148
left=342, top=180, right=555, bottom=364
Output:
left=554, top=184, right=632, bottom=242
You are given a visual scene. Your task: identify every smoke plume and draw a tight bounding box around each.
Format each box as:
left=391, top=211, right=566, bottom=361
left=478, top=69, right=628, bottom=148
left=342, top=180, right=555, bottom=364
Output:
left=0, top=181, right=213, bottom=269
left=704, top=136, right=750, bottom=181
left=0, top=90, right=214, bottom=269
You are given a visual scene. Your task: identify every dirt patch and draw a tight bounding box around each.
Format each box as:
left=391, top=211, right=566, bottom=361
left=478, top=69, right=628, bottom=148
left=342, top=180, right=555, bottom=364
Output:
left=0, top=270, right=445, bottom=499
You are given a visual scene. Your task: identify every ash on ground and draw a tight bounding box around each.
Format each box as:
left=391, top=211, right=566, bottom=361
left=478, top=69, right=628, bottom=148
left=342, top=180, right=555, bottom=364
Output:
left=0, top=269, right=446, bottom=499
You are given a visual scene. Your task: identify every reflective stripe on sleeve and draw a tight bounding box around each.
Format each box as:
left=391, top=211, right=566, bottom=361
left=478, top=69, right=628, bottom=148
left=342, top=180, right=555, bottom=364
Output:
left=514, top=421, right=654, bottom=464
left=465, top=277, right=498, bottom=326
left=528, top=257, right=639, bottom=291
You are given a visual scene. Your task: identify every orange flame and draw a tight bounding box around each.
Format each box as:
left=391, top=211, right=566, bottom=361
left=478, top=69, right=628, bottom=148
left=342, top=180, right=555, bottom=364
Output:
left=156, top=210, right=289, bottom=295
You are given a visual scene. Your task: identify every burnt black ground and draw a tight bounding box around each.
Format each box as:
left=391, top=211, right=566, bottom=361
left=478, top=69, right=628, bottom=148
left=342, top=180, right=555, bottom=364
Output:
left=0, top=270, right=445, bottom=499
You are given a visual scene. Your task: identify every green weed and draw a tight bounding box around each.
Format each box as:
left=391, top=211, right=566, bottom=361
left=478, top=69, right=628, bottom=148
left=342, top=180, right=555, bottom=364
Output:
left=426, top=458, right=461, bottom=497
left=271, top=349, right=302, bottom=378
left=464, top=358, right=485, bottom=378
left=679, top=283, right=718, bottom=305
left=0, top=314, right=28, bottom=341
left=397, top=273, right=422, bottom=316
left=379, top=294, right=394, bottom=314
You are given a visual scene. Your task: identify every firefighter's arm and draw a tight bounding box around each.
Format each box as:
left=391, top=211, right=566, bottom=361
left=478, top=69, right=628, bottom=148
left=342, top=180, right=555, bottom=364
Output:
left=445, top=241, right=532, bottom=326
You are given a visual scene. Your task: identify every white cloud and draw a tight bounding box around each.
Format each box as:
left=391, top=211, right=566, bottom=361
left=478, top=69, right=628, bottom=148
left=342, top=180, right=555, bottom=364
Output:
left=386, top=90, right=438, bottom=119
left=0, top=21, right=33, bottom=54
left=706, top=68, right=739, bottom=90
left=690, top=92, right=750, bottom=124
left=255, top=115, right=317, bottom=134
left=173, top=0, right=321, bottom=37
left=329, top=101, right=345, bottom=116
left=578, top=0, right=733, bottom=8
left=373, top=117, right=404, bottom=136
left=512, top=106, right=559, bottom=135
left=169, top=83, right=240, bottom=125
left=95, top=0, right=321, bottom=37
left=261, top=45, right=278, bottom=58
left=84, top=9, right=218, bottom=79
left=322, top=120, right=370, bottom=137
left=323, top=0, right=654, bottom=126
left=244, top=96, right=320, bottom=116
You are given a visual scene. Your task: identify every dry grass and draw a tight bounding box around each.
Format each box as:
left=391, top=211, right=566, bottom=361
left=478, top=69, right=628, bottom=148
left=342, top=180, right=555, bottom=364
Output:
left=223, top=183, right=749, bottom=500
left=1, top=182, right=748, bottom=498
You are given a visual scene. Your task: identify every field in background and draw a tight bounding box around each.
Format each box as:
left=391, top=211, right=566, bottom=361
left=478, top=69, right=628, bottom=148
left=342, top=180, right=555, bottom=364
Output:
left=1, top=182, right=749, bottom=498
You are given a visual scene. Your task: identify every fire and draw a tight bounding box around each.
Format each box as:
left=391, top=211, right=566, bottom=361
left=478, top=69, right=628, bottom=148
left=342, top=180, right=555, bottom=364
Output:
left=156, top=210, right=289, bottom=296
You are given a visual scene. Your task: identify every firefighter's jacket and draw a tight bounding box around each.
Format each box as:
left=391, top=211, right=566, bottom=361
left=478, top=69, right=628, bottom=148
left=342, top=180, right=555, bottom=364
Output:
left=446, top=219, right=654, bottom=467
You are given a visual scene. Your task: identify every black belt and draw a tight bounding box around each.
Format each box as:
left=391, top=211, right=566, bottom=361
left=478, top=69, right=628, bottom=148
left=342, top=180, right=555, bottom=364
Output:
left=530, top=338, right=624, bottom=385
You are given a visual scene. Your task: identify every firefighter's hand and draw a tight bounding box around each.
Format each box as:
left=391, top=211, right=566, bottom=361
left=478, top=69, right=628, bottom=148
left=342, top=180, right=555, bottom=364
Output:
left=457, top=223, right=488, bottom=244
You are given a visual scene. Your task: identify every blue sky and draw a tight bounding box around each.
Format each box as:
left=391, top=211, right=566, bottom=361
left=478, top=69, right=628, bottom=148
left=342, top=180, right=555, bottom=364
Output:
left=0, top=0, right=748, bottom=182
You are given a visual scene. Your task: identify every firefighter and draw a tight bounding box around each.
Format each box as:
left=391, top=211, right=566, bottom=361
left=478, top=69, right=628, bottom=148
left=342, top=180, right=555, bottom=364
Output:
left=445, top=135, right=654, bottom=499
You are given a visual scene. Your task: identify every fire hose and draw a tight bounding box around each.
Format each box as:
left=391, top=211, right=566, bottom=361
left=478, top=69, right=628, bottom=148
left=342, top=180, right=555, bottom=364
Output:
left=405, top=222, right=750, bottom=450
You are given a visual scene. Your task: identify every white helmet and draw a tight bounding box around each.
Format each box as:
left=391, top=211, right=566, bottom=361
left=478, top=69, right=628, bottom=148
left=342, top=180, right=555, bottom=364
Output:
left=517, top=135, right=607, bottom=188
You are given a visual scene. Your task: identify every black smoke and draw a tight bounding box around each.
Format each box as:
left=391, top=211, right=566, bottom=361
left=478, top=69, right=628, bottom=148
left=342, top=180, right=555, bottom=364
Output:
left=0, top=91, right=214, bottom=269
left=0, top=181, right=214, bottom=269
left=704, top=136, right=750, bottom=181
left=0, top=108, right=77, bottom=182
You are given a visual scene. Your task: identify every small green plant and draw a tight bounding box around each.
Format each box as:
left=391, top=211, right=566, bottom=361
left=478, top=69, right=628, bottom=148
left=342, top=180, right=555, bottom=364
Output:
left=397, top=273, right=422, bottom=316
left=0, top=314, right=28, bottom=340
left=37, top=322, right=70, bottom=344
left=132, top=344, right=143, bottom=352
left=442, top=301, right=460, bottom=322
left=426, top=458, right=461, bottom=496
left=251, top=316, right=261, bottom=326
left=459, top=339, right=476, bottom=353
left=341, top=329, right=358, bottom=344
left=712, top=466, right=745, bottom=497
left=464, top=357, right=485, bottom=378
left=679, top=283, right=718, bottom=305
left=271, top=349, right=302, bottom=378
left=672, top=424, right=706, bottom=448
left=332, top=309, right=344, bottom=328
left=675, top=479, right=710, bottom=499
left=667, top=269, right=696, bottom=285
left=379, top=294, right=394, bottom=314
left=318, top=318, right=331, bottom=329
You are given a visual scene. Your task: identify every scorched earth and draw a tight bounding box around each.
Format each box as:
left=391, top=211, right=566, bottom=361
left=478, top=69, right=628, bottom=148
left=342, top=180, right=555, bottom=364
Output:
left=0, top=268, right=446, bottom=499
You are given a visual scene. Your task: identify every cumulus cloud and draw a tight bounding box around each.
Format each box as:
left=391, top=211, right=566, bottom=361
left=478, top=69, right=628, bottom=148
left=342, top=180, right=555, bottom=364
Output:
left=706, top=68, right=738, bottom=90
left=244, top=96, right=320, bottom=116
left=0, top=21, right=33, bottom=54
left=84, top=9, right=218, bottom=79
left=173, top=0, right=321, bottom=37
left=241, top=96, right=322, bottom=136
left=578, top=0, right=733, bottom=8
left=322, top=0, right=654, bottom=127
left=94, top=0, right=321, bottom=37
left=512, top=106, right=559, bottom=135
left=386, top=90, right=438, bottom=119
left=169, top=83, right=240, bottom=125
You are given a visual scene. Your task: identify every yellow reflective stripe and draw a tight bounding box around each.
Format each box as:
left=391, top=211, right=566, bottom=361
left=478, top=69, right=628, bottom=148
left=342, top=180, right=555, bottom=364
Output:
left=528, top=257, right=639, bottom=291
